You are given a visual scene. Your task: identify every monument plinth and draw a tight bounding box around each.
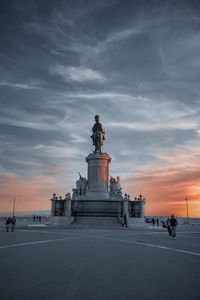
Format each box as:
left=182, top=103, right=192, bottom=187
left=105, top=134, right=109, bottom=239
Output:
left=85, top=152, right=111, bottom=200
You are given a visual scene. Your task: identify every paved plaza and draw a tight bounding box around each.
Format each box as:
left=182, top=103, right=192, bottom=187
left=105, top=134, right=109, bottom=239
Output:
left=0, top=226, right=200, bottom=300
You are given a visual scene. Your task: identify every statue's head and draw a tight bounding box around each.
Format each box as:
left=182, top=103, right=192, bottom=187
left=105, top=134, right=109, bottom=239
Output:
left=95, top=115, right=99, bottom=123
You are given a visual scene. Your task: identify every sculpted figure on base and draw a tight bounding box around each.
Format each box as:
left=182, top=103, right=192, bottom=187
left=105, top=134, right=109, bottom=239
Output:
left=91, top=115, right=105, bottom=152
left=76, top=172, right=88, bottom=196
left=109, top=175, right=122, bottom=195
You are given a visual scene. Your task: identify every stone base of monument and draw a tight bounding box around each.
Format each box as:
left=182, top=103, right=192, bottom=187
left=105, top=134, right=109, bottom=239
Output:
left=85, top=191, right=110, bottom=200
left=48, top=216, right=74, bottom=226
left=71, top=216, right=122, bottom=228
left=72, top=200, right=123, bottom=217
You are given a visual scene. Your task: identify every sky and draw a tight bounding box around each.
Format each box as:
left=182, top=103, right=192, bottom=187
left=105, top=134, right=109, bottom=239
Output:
left=0, top=0, right=200, bottom=217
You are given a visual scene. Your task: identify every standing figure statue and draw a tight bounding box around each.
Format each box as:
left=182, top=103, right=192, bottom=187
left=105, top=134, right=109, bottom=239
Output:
left=91, top=115, right=105, bottom=152
left=76, top=172, right=88, bottom=196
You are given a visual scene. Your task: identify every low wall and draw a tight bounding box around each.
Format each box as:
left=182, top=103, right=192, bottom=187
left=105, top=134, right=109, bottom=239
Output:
left=128, top=217, right=145, bottom=227
left=48, top=216, right=74, bottom=226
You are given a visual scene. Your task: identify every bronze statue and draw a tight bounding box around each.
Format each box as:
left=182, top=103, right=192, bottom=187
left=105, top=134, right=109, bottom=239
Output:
left=91, top=115, right=105, bottom=152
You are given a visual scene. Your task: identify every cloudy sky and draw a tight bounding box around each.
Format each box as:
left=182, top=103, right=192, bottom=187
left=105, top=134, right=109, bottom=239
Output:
left=0, top=0, right=200, bottom=216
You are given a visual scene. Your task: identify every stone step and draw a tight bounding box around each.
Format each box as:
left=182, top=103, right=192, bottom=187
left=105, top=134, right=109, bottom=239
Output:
left=70, top=224, right=122, bottom=229
left=74, top=216, right=120, bottom=221
left=77, top=212, right=119, bottom=217
left=75, top=218, right=119, bottom=222
left=71, top=216, right=122, bottom=228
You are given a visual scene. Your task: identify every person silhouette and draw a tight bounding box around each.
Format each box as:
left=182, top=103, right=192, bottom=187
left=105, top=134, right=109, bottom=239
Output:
left=122, top=213, right=128, bottom=227
left=5, top=217, right=11, bottom=232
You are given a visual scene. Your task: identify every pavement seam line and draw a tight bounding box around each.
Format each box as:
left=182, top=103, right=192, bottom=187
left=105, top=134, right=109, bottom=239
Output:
left=176, top=235, right=200, bottom=239
left=94, top=236, right=200, bottom=257
left=15, top=229, right=86, bottom=236
left=0, top=235, right=88, bottom=249
left=178, top=232, right=200, bottom=234
left=96, top=231, right=168, bottom=237
left=98, top=232, right=200, bottom=239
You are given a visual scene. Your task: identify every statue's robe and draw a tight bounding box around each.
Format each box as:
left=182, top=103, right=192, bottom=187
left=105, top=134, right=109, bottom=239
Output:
left=91, top=122, right=104, bottom=146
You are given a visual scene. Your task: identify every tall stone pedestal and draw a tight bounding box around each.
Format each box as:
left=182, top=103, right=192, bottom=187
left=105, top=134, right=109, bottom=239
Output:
left=85, top=152, right=111, bottom=200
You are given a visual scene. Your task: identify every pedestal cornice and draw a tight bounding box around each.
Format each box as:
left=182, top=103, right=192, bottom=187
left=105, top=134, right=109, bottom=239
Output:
left=86, top=152, right=111, bottom=163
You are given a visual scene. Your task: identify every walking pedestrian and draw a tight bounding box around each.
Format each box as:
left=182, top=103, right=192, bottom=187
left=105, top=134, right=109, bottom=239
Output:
left=152, top=218, right=155, bottom=227
left=156, top=218, right=159, bottom=227
left=5, top=217, right=11, bottom=232
left=122, top=213, right=128, bottom=227
left=73, top=209, right=77, bottom=221
left=39, top=215, right=41, bottom=222
left=169, top=215, right=178, bottom=239
left=166, top=218, right=172, bottom=237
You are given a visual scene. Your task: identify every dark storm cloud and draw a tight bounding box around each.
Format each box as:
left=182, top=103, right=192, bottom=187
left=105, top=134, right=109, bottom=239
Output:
left=0, top=0, right=200, bottom=189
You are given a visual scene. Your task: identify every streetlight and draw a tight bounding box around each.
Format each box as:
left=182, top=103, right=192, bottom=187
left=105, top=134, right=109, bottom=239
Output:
left=185, top=197, right=189, bottom=224
left=12, top=195, right=16, bottom=217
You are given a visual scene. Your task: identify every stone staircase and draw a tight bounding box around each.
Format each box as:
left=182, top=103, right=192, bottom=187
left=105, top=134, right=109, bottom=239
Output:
left=71, top=216, right=122, bottom=228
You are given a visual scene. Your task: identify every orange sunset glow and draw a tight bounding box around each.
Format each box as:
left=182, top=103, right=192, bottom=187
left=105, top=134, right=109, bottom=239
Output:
left=125, top=145, right=200, bottom=218
left=0, top=172, right=65, bottom=215
left=127, top=169, right=200, bottom=218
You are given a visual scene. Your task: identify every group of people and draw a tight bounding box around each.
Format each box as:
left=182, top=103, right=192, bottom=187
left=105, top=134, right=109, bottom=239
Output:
left=33, top=215, right=42, bottom=222
left=5, top=216, right=16, bottom=232
left=160, top=216, right=178, bottom=239
left=151, top=218, right=159, bottom=227
left=151, top=216, right=178, bottom=239
left=123, top=214, right=178, bottom=239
